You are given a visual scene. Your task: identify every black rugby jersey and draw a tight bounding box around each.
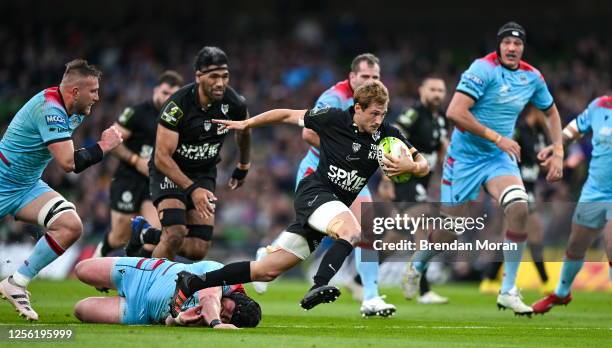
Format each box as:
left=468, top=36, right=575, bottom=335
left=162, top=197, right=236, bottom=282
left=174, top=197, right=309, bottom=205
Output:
left=394, top=101, right=447, bottom=167
left=114, top=100, right=158, bottom=178
left=152, top=83, right=247, bottom=173
left=515, top=122, right=547, bottom=183
left=301, top=106, right=414, bottom=206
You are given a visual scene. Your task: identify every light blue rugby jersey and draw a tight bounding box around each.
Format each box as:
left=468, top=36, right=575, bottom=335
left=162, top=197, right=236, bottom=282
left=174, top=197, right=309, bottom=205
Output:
left=0, top=87, right=84, bottom=186
left=575, top=96, right=612, bottom=200
left=449, top=52, right=554, bottom=161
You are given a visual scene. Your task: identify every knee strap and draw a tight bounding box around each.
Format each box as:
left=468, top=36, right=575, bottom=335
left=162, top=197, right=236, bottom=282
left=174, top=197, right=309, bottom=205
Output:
left=499, top=185, right=528, bottom=212
left=37, top=196, right=77, bottom=228
left=160, top=208, right=186, bottom=227
left=186, top=224, right=213, bottom=241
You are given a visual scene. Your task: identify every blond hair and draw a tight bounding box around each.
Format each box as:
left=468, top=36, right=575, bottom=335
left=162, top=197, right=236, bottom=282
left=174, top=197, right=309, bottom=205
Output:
left=354, top=80, right=389, bottom=110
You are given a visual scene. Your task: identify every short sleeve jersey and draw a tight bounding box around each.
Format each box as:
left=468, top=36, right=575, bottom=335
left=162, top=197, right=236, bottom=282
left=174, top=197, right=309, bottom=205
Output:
left=450, top=52, right=553, bottom=160
left=0, top=87, right=84, bottom=186
left=152, top=83, right=248, bottom=173
left=114, top=101, right=158, bottom=178
left=302, top=106, right=414, bottom=206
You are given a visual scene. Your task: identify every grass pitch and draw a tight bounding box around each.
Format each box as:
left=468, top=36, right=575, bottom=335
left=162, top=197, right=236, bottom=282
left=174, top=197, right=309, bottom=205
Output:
left=0, top=279, right=610, bottom=347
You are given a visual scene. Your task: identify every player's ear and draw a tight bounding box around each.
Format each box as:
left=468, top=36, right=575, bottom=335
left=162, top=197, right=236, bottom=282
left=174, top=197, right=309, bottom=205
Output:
left=354, top=103, right=362, bottom=113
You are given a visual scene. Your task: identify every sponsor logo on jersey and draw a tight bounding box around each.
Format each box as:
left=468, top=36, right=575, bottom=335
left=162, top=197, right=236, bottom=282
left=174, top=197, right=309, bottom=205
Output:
left=117, top=190, right=135, bottom=211
left=327, top=164, right=367, bottom=193
left=45, top=114, right=66, bottom=126
left=177, top=143, right=221, bottom=160
left=499, top=84, right=511, bottom=94
left=368, top=144, right=378, bottom=160
left=217, top=123, right=228, bottom=135
left=161, top=101, right=183, bottom=126
left=221, top=104, right=229, bottom=115
left=463, top=73, right=484, bottom=86
left=160, top=176, right=178, bottom=190
left=352, top=142, right=361, bottom=153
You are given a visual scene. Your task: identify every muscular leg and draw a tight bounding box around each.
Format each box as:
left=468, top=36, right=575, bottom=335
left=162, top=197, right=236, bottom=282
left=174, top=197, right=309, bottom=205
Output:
left=104, top=210, right=135, bottom=253
left=13, top=191, right=82, bottom=286
left=555, top=222, right=602, bottom=297
left=180, top=210, right=214, bottom=260
left=152, top=199, right=187, bottom=260
left=74, top=297, right=122, bottom=324
left=485, top=176, right=529, bottom=294
left=74, top=258, right=117, bottom=290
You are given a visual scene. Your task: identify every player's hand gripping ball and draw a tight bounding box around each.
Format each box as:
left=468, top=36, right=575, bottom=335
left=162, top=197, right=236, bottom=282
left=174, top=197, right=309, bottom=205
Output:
left=377, top=137, right=412, bottom=183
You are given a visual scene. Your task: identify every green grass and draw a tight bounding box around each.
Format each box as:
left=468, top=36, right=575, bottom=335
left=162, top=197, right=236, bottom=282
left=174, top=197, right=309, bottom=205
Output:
left=1, top=279, right=610, bottom=347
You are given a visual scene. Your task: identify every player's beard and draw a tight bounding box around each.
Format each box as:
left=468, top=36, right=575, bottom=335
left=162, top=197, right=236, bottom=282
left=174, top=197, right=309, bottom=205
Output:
left=206, top=85, right=225, bottom=102
left=75, top=97, right=94, bottom=115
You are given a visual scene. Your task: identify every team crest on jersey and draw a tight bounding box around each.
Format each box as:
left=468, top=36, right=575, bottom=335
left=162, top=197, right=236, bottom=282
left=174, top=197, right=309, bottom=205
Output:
left=352, top=142, right=361, bottom=153
left=203, top=120, right=212, bottom=131
left=221, top=104, right=229, bottom=115
left=372, top=131, right=381, bottom=141
left=69, top=116, right=81, bottom=129
left=518, top=74, right=528, bottom=84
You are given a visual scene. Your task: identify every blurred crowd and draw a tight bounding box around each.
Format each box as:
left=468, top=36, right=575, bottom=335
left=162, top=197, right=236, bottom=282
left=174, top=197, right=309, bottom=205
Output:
left=0, top=17, right=609, bottom=262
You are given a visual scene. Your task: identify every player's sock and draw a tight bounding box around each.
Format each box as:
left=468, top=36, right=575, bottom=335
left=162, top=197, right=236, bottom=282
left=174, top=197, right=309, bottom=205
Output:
left=100, top=232, right=113, bottom=256
left=14, top=234, right=65, bottom=287
left=412, top=249, right=438, bottom=273
left=419, top=268, right=430, bottom=296
left=355, top=247, right=379, bottom=301
left=312, top=239, right=354, bottom=289
left=529, top=243, right=548, bottom=282
left=137, top=247, right=153, bottom=258
left=142, top=227, right=162, bottom=244
left=609, top=262, right=612, bottom=281
left=500, top=231, right=526, bottom=294
left=187, top=261, right=252, bottom=292
left=554, top=253, right=584, bottom=297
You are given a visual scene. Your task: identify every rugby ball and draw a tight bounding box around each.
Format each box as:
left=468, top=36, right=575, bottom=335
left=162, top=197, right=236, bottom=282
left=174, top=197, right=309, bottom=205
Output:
left=377, top=137, right=413, bottom=183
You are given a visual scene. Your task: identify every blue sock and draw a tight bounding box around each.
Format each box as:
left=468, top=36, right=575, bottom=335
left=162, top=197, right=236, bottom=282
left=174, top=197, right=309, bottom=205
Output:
left=500, top=238, right=526, bottom=294
left=355, top=247, right=379, bottom=301
left=15, top=234, right=64, bottom=286
left=554, top=256, right=584, bottom=297
left=412, top=249, right=438, bottom=273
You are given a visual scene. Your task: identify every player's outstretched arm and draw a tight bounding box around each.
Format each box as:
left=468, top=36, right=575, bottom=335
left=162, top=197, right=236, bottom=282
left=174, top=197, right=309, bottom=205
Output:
left=447, top=92, right=521, bottom=161
left=229, top=113, right=252, bottom=190
left=47, top=125, right=122, bottom=173
left=198, top=287, right=238, bottom=329
left=213, top=109, right=308, bottom=130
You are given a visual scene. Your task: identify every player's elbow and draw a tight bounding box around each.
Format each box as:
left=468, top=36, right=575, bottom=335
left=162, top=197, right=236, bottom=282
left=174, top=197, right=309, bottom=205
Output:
left=59, top=160, right=76, bottom=173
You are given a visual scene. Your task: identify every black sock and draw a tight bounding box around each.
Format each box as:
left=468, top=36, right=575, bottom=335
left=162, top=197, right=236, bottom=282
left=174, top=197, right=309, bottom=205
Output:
left=142, top=227, right=162, bottom=245
left=137, top=247, right=152, bottom=258
left=484, top=262, right=502, bottom=280
left=100, top=233, right=113, bottom=256
left=187, top=261, right=252, bottom=293
left=312, top=239, right=354, bottom=289
left=419, top=268, right=430, bottom=295
left=529, top=243, right=548, bottom=282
